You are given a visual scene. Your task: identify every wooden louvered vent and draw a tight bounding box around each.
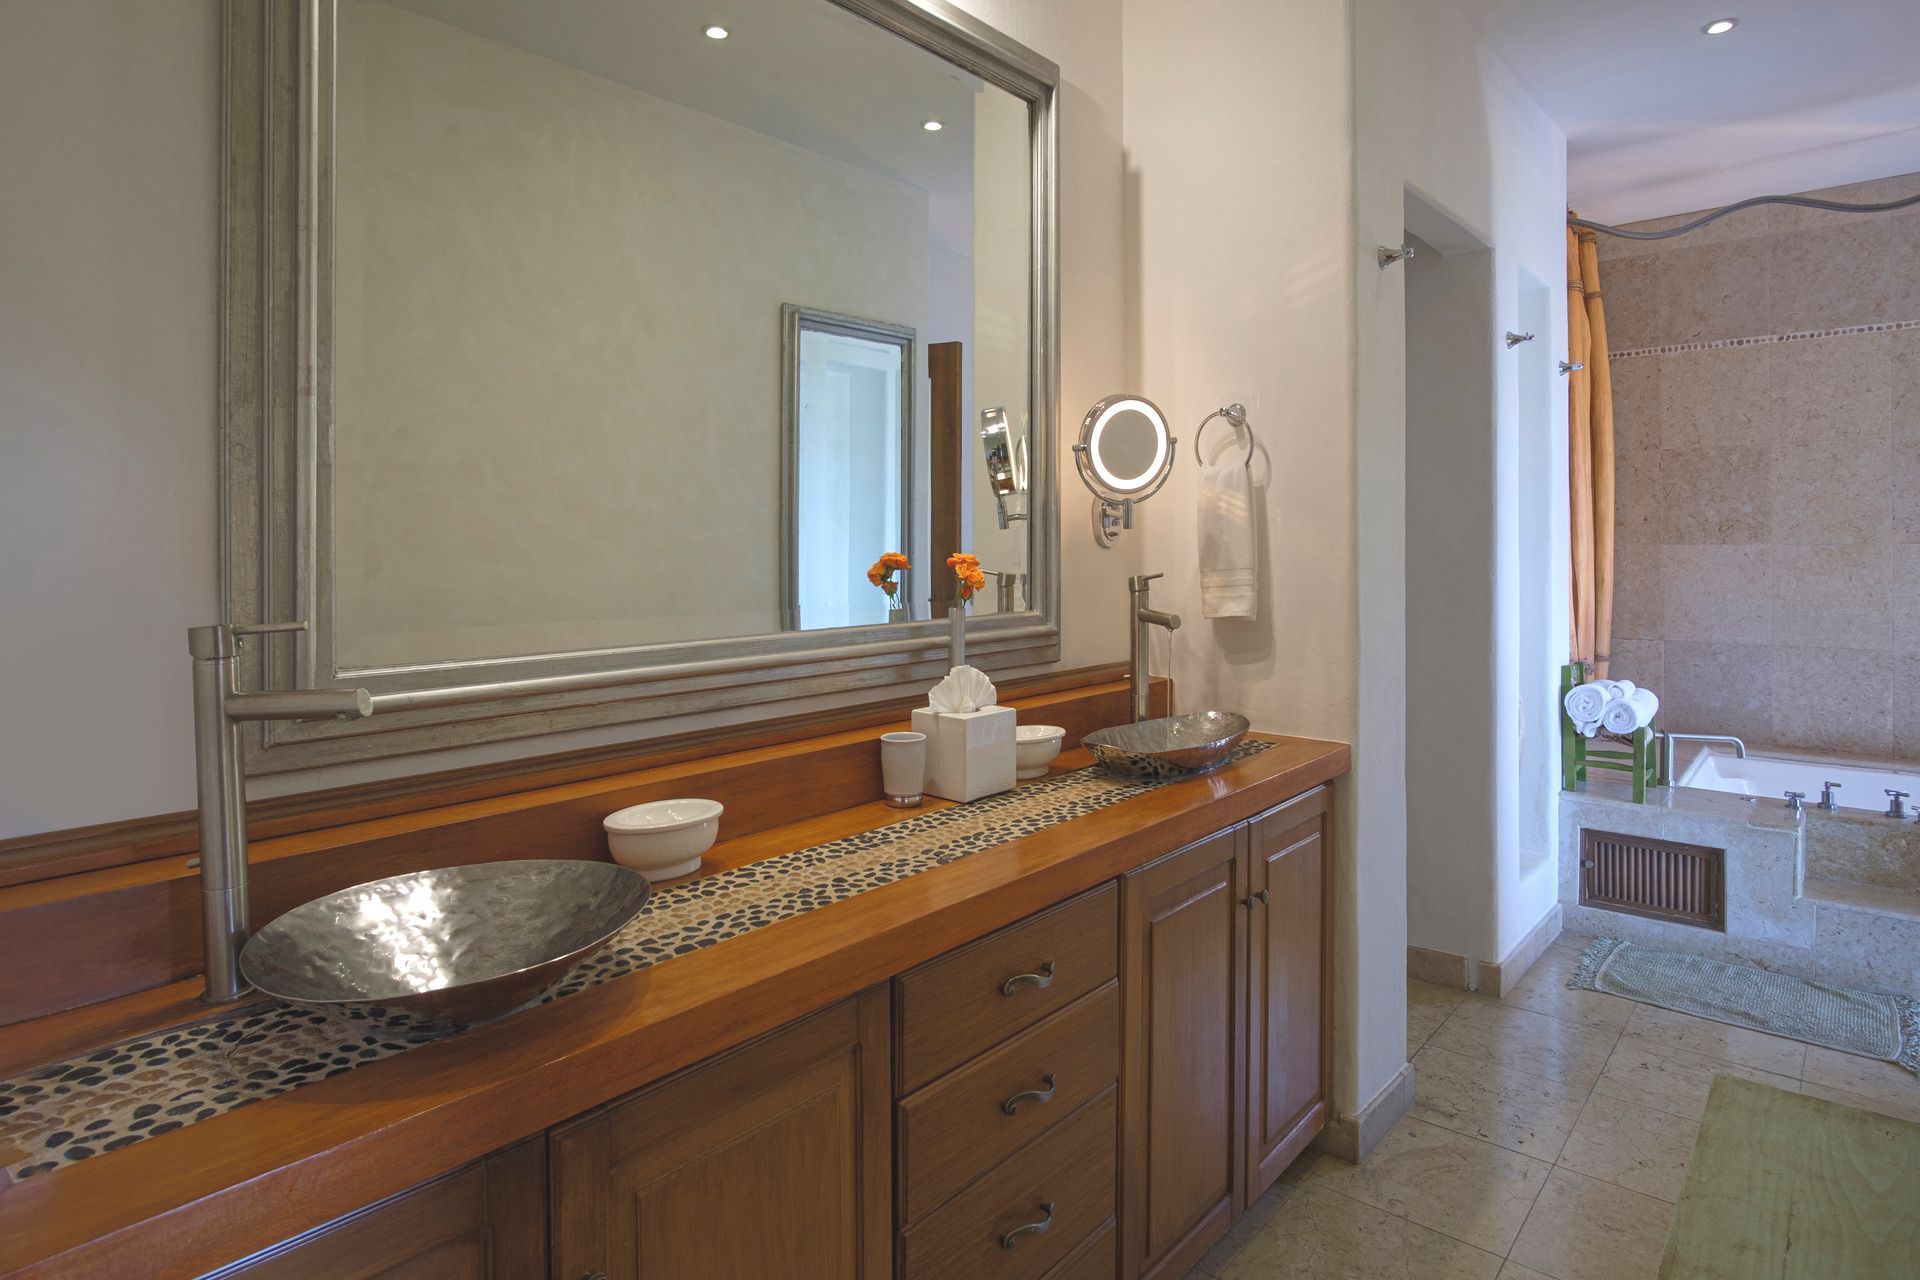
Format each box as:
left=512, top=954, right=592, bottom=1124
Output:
left=1579, top=829, right=1725, bottom=931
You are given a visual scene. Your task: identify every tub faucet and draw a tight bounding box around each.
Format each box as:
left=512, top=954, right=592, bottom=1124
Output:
left=1783, top=791, right=1805, bottom=816
left=1129, top=574, right=1181, bottom=723
left=190, top=622, right=375, bottom=1003
left=1817, top=781, right=1842, bottom=811
left=1886, top=789, right=1910, bottom=820
left=1653, top=731, right=1747, bottom=786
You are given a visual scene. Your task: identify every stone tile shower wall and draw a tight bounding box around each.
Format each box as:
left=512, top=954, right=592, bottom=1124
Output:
left=1596, top=172, right=1920, bottom=760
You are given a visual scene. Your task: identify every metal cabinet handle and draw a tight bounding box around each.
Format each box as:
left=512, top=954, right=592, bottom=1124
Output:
left=1001, top=1073, right=1058, bottom=1116
left=1240, top=888, right=1270, bottom=908
left=1000, top=960, right=1056, bottom=996
left=580, top=1272, right=610, bottom=1280
left=999, top=1202, right=1055, bottom=1249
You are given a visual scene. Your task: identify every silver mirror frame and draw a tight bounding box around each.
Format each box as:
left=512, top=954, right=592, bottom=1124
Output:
left=220, top=0, right=1061, bottom=774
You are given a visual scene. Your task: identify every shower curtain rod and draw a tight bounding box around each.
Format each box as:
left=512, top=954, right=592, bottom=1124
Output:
left=1570, top=190, right=1920, bottom=240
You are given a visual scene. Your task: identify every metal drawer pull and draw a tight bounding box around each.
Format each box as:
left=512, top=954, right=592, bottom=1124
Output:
left=1000, top=960, right=1056, bottom=996
left=1001, top=1073, right=1058, bottom=1115
left=1241, top=888, right=1270, bottom=908
left=999, top=1202, right=1055, bottom=1249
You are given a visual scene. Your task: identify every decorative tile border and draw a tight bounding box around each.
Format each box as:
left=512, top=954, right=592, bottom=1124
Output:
left=1609, top=319, right=1920, bottom=361
left=0, top=743, right=1272, bottom=1183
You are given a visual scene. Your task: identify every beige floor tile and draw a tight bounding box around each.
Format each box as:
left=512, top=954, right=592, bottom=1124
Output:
left=1304, top=1115, right=1551, bottom=1254
left=1502, top=966, right=1637, bottom=1032
left=1496, top=1265, right=1556, bottom=1280
left=1556, top=1092, right=1700, bottom=1203
left=1508, top=1168, right=1673, bottom=1280
left=1620, top=1004, right=1807, bottom=1077
left=1409, top=979, right=1467, bottom=1052
left=1409, top=1043, right=1589, bottom=1161
left=1800, top=1045, right=1920, bottom=1116
left=1592, top=1033, right=1800, bottom=1121
left=1220, top=1184, right=1504, bottom=1280
left=1425, top=998, right=1621, bottom=1089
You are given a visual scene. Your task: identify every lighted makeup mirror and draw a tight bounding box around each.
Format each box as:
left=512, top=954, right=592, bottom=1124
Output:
left=1073, top=394, right=1176, bottom=546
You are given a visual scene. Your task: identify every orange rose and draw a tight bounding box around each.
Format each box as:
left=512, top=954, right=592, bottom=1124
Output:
left=879, top=552, right=911, bottom=571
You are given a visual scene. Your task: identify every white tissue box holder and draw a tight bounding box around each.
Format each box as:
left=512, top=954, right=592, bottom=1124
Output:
left=911, top=705, right=1016, bottom=803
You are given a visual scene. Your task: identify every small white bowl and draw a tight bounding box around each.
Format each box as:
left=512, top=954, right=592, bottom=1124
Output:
left=1015, top=724, right=1066, bottom=779
left=603, top=798, right=723, bottom=880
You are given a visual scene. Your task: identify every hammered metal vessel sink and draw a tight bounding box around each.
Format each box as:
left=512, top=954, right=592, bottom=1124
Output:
left=240, top=860, right=651, bottom=1026
left=1084, top=711, right=1252, bottom=779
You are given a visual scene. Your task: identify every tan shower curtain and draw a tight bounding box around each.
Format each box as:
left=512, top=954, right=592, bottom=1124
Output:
left=1567, top=223, right=1615, bottom=678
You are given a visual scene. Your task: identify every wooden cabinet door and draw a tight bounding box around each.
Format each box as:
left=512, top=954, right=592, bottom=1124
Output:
left=202, top=1139, right=547, bottom=1279
left=1120, top=826, right=1248, bottom=1280
left=1246, top=787, right=1331, bottom=1200
left=549, top=989, right=892, bottom=1280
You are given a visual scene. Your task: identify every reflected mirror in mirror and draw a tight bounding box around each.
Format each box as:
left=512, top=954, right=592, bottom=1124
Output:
left=329, top=0, right=1038, bottom=671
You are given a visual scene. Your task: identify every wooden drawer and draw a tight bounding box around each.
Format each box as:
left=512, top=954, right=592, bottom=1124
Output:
left=899, top=981, right=1120, bottom=1224
left=895, top=882, right=1118, bottom=1093
left=899, top=1087, right=1118, bottom=1280
left=1041, top=1220, right=1116, bottom=1280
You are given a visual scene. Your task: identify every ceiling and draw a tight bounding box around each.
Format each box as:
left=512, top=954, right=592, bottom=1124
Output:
left=382, top=0, right=1007, bottom=253
left=1452, top=0, right=1920, bottom=223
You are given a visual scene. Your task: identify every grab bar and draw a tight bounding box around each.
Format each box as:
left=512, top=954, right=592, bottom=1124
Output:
left=1654, top=731, right=1747, bottom=787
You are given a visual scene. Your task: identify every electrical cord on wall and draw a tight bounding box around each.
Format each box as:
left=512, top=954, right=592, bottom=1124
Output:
left=1570, top=189, right=1920, bottom=240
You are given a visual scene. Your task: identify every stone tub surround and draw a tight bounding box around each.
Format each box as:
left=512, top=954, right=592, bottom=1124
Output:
left=0, top=742, right=1276, bottom=1184
left=1597, top=170, right=1920, bottom=762
left=1559, top=781, right=1920, bottom=997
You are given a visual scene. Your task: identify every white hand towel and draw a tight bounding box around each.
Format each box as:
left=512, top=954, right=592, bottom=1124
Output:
left=1601, top=687, right=1659, bottom=736
left=1198, top=461, right=1257, bottom=620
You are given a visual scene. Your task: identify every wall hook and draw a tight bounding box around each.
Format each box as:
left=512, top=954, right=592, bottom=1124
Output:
left=1559, top=360, right=1585, bottom=375
left=1505, top=331, right=1535, bottom=347
left=1377, top=245, right=1415, bottom=269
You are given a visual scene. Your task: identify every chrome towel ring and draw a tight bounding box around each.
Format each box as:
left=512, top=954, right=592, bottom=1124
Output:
left=1195, top=403, right=1255, bottom=469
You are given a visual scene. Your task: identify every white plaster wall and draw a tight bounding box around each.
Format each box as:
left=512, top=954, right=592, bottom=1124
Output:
left=1353, top=0, right=1568, bottom=988
left=0, top=0, right=222, bottom=839
left=0, top=0, right=1136, bottom=837
left=1119, top=0, right=1368, bottom=1103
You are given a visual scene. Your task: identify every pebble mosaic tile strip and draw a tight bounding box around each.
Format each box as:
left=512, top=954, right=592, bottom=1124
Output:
left=1609, top=318, right=1920, bottom=361
left=0, top=743, right=1272, bottom=1183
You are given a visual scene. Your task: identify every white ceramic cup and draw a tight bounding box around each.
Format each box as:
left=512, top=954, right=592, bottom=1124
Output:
left=880, top=731, right=927, bottom=807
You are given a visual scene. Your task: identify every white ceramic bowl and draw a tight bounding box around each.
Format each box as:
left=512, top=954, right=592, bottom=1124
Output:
left=1015, top=724, right=1066, bottom=780
left=603, top=798, right=723, bottom=880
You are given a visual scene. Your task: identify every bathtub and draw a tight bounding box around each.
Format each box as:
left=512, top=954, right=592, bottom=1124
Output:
left=1679, top=749, right=1920, bottom=813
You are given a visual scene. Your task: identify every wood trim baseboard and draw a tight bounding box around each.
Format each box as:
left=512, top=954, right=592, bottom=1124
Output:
left=0, top=664, right=1139, bottom=890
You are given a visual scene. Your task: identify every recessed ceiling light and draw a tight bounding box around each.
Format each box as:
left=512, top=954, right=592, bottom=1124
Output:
left=1702, top=18, right=1737, bottom=35
left=921, top=120, right=944, bottom=132
left=704, top=23, right=729, bottom=39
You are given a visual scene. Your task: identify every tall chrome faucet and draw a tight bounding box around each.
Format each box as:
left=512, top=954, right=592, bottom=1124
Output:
left=1129, top=574, right=1181, bottom=722
left=190, top=622, right=374, bottom=1002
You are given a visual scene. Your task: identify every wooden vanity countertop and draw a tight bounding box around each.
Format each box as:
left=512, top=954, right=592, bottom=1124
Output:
left=0, top=732, right=1348, bottom=1279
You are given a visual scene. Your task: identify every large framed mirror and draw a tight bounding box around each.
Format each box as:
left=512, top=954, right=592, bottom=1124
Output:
left=222, top=0, right=1060, bottom=772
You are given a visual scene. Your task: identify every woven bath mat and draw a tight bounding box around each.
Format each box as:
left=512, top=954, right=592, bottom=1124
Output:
left=1570, top=938, right=1919, bottom=1075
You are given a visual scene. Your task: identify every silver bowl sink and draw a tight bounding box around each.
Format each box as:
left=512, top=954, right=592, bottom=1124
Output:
left=1084, top=711, right=1252, bottom=779
left=240, top=859, right=651, bottom=1026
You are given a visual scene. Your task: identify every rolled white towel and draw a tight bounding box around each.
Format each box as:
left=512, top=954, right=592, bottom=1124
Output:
left=1564, top=678, right=1632, bottom=726
left=1601, top=687, right=1659, bottom=736
left=1563, top=680, right=1612, bottom=726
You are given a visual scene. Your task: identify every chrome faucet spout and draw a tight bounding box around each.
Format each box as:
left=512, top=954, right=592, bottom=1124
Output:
left=190, top=622, right=374, bottom=1003
left=1128, top=576, right=1180, bottom=723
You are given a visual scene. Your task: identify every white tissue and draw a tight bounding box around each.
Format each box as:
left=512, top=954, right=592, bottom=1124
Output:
left=929, top=665, right=997, bottom=714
